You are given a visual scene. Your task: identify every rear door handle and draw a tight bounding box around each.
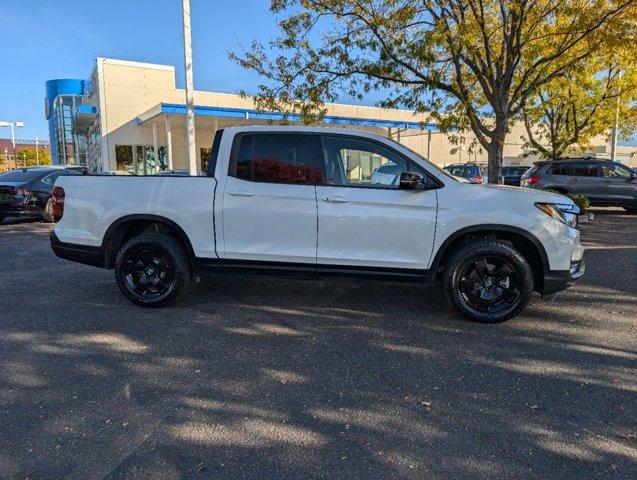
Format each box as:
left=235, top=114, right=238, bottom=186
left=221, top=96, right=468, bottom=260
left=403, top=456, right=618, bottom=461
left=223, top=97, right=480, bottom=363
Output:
left=228, top=190, right=254, bottom=197
left=322, top=196, right=348, bottom=203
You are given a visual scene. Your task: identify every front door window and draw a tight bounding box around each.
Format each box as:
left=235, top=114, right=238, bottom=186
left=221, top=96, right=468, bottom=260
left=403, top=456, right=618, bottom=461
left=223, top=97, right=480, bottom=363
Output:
left=320, top=136, right=411, bottom=187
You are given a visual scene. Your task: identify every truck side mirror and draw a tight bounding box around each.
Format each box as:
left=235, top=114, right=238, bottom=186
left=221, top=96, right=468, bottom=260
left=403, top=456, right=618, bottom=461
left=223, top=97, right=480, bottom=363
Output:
left=399, top=171, right=425, bottom=190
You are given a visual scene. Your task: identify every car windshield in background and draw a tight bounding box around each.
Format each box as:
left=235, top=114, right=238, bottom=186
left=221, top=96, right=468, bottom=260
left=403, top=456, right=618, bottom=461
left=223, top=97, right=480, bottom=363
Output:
left=502, top=167, right=529, bottom=175
left=383, top=137, right=460, bottom=182
left=0, top=169, right=46, bottom=182
left=445, top=165, right=480, bottom=177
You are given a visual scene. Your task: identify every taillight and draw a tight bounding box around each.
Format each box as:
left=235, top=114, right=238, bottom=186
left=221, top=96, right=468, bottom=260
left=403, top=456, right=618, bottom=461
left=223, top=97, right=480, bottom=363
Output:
left=52, top=186, right=65, bottom=222
left=527, top=175, right=540, bottom=185
left=473, top=175, right=483, bottom=184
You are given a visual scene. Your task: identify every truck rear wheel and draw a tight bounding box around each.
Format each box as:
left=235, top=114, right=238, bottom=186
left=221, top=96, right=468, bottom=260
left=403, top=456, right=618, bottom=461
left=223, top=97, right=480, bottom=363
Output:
left=114, top=233, right=191, bottom=307
left=443, top=239, right=533, bottom=323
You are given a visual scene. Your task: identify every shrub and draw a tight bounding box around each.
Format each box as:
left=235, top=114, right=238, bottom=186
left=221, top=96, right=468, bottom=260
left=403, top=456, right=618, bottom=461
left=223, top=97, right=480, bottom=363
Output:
left=567, top=194, right=590, bottom=213
left=545, top=189, right=590, bottom=213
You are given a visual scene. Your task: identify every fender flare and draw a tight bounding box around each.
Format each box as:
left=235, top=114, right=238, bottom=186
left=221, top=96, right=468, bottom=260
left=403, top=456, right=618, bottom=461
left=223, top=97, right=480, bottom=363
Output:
left=428, top=224, right=550, bottom=279
left=101, top=214, right=196, bottom=266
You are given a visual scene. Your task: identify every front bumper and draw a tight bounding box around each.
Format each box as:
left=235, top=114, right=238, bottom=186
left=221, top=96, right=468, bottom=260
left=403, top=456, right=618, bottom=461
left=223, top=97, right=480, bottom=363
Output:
left=541, top=257, right=586, bottom=299
left=50, top=232, right=105, bottom=268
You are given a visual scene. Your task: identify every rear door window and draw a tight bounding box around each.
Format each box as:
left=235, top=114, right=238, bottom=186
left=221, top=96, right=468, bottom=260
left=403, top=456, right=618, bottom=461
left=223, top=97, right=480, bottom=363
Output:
left=548, top=162, right=598, bottom=177
left=229, top=133, right=323, bottom=184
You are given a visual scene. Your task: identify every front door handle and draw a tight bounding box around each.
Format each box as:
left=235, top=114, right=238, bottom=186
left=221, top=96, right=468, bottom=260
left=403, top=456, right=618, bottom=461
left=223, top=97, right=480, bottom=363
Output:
left=322, top=196, right=349, bottom=203
left=228, top=190, right=254, bottom=197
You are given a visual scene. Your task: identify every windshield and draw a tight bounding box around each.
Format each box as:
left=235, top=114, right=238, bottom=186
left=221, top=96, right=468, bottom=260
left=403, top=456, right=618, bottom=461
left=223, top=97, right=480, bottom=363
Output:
left=503, top=167, right=529, bottom=175
left=384, top=137, right=460, bottom=182
left=0, top=168, right=47, bottom=183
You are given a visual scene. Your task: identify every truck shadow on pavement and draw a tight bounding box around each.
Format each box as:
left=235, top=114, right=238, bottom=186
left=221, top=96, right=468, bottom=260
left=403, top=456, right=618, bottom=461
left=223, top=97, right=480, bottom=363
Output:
left=0, top=211, right=635, bottom=479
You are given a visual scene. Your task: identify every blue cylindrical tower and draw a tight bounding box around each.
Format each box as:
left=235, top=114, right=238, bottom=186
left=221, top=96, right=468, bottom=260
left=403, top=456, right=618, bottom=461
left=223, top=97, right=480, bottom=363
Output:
left=45, top=79, right=85, bottom=165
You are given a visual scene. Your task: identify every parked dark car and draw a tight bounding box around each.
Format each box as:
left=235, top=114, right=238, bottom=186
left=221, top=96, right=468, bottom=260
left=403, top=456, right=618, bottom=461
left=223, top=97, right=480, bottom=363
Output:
left=443, top=163, right=488, bottom=184
left=501, top=166, right=531, bottom=186
left=0, top=166, right=84, bottom=223
left=521, top=158, right=637, bottom=213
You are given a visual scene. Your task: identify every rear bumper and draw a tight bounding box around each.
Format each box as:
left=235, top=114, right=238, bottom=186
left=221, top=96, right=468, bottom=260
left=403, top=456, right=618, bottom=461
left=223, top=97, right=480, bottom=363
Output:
left=50, top=232, right=105, bottom=268
left=0, top=205, right=42, bottom=218
left=541, top=257, right=585, bottom=299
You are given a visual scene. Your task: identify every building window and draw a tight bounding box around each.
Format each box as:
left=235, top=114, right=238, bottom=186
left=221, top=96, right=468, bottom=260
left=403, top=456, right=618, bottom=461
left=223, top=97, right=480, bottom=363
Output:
left=115, top=146, right=133, bottom=172
left=115, top=145, right=167, bottom=174
left=200, top=148, right=212, bottom=172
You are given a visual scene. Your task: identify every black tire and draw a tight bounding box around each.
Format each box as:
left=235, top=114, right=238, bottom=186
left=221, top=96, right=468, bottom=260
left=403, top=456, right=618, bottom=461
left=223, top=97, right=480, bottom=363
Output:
left=42, top=198, right=55, bottom=223
left=443, top=239, right=533, bottom=323
left=114, top=233, right=191, bottom=307
left=623, top=206, right=637, bottom=214
left=0, top=215, right=5, bottom=224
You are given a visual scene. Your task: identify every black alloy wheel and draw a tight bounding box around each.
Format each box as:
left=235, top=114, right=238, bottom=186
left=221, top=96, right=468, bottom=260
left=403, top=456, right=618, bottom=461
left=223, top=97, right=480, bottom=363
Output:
left=443, top=239, right=533, bottom=323
left=122, top=246, right=175, bottom=301
left=115, top=233, right=191, bottom=307
left=457, top=256, right=520, bottom=315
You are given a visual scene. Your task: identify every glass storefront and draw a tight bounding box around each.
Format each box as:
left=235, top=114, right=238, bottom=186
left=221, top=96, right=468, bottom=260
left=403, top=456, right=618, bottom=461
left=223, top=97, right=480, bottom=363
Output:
left=115, top=145, right=167, bottom=174
left=52, top=95, right=86, bottom=166
left=46, top=79, right=102, bottom=173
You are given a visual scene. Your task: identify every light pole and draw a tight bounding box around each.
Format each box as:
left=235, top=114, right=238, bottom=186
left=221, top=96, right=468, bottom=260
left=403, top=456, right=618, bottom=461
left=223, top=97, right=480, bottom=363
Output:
left=182, top=0, right=197, bottom=176
left=610, top=70, right=622, bottom=162
left=35, top=136, right=40, bottom=165
left=0, top=120, right=24, bottom=169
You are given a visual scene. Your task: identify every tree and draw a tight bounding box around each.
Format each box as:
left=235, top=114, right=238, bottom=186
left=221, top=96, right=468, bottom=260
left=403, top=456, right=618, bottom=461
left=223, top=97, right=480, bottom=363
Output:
left=232, top=0, right=636, bottom=183
left=521, top=49, right=637, bottom=159
left=16, top=147, right=52, bottom=167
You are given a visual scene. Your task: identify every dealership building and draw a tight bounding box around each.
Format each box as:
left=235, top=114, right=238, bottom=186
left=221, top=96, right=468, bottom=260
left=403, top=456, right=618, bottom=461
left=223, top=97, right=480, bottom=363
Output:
left=45, top=58, right=637, bottom=174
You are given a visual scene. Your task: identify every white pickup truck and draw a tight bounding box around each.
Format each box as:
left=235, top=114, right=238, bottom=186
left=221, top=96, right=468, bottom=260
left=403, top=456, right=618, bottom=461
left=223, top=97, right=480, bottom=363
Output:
left=51, top=126, right=585, bottom=322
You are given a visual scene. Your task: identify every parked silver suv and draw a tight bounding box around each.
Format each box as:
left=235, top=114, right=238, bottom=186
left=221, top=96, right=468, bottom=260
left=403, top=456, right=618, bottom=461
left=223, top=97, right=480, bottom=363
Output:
left=521, top=158, right=637, bottom=213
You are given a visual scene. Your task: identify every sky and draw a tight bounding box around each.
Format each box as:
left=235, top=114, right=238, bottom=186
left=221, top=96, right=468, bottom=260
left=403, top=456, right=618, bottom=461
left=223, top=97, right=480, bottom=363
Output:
left=0, top=0, right=284, bottom=139
left=0, top=0, right=634, bottom=146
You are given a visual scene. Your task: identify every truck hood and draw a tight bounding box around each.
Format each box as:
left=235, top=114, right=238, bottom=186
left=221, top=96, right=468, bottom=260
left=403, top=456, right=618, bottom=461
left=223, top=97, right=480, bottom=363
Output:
left=473, top=184, right=576, bottom=207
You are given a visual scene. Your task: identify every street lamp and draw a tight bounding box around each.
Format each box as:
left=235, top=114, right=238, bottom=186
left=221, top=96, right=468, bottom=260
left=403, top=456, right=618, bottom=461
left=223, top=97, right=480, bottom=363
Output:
left=0, top=120, right=24, bottom=169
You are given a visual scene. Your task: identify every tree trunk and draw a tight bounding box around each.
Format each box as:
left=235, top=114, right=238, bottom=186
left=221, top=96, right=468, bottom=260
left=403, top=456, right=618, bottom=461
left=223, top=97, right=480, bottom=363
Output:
left=487, top=117, right=508, bottom=184
left=487, top=147, right=503, bottom=184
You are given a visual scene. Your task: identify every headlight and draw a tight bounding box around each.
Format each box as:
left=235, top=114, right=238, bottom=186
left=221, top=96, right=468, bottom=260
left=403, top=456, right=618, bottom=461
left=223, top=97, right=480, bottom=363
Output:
left=535, top=202, right=579, bottom=228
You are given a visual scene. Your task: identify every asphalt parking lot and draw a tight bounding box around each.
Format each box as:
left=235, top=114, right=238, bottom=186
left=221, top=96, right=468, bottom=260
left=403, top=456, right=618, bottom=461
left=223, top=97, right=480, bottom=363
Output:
left=0, top=210, right=635, bottom=480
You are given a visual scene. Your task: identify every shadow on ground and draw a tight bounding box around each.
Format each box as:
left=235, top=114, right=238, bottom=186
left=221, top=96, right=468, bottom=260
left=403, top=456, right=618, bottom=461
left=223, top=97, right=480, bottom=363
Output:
left=0, top=209, right=635, bottom=479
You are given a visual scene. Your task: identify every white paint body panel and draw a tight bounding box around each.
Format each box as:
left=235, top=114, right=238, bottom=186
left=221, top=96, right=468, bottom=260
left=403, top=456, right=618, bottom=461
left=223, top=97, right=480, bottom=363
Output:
left=54, top=176, right=217, bottom=258
left=316, top=186, right=437, bottom=269
left=220, top=176, right=318, bottom=262
left=55, top=126, right=583, bottom=276
left=433, top=183, right=580, bottom=271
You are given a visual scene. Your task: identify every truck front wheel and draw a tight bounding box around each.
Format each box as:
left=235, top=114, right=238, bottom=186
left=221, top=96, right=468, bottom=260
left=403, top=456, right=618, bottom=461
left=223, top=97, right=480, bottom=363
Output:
left=443, top=239, right=533, bottom=323
left=114, top=233, right=191, bottom=307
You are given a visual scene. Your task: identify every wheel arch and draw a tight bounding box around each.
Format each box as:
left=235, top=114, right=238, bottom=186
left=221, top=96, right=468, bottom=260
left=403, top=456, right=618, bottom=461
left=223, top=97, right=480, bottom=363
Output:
left=101, top=214, right=196, bottom=269
left=429, top=224, right=550, bottom=292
